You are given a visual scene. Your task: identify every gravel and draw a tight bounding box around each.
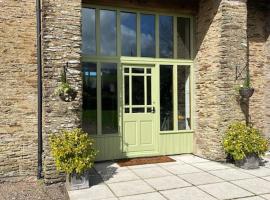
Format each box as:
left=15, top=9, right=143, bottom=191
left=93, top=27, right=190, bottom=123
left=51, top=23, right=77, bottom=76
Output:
left=0, top=176, right=69, bottom=200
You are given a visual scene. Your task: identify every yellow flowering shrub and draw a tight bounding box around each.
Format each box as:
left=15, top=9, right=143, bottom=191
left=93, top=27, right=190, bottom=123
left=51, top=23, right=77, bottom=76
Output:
left=223, top=122, right=269, bottom=161
left=50, top=128, right=98, bottom=175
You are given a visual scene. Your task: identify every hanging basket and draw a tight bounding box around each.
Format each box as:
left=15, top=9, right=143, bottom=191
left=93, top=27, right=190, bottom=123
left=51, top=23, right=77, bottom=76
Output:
left=239, top=88, right=254, bottom=99
left=59, top=90, right=77, bottom=102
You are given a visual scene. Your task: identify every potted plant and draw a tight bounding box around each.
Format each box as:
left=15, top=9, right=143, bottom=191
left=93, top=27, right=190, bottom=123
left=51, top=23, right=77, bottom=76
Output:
left=55, top=72, right=77, bottom=102
left=223, top=122, right=269, bottom=169
left=238, top=73, right=254, bottom=100
left=50, top=128, right=98, bottom=190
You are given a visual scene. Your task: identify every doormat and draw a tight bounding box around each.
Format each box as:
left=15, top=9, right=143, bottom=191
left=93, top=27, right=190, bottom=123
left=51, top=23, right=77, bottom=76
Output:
left=117, top=156, right=176, bottom=167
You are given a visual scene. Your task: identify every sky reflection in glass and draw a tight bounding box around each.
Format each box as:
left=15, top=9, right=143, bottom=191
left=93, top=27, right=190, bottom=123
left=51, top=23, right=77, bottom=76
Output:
left=141, top=14, right=155, bottom=57
left=121, top=12, right=137, bottom=56
left=100, top=10, right=117, bottom=56
left=82, top=8, right=96, bottom=55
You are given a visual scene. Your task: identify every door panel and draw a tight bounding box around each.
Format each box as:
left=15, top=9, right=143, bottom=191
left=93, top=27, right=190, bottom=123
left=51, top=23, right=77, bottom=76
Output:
left=140, top=120, right=153, bottom=145
left=123, top=65, right=157, bottom=154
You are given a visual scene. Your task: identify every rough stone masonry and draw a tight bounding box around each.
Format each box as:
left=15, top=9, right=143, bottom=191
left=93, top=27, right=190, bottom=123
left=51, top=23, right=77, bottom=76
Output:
left=0, top=0, right=269, bottom=183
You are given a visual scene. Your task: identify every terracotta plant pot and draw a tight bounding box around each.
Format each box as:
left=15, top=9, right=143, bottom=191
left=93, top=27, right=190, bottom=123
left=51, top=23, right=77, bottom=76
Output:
left=235, top=153, right=260, bottom=169
left=239, top=88, right=254, bottom=99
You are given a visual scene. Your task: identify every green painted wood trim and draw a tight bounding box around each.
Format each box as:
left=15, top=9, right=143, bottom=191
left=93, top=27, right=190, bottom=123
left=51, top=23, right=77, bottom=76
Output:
left=97, top=62, right=102, bottom=135
left=93, top=132, right=193, bottom=161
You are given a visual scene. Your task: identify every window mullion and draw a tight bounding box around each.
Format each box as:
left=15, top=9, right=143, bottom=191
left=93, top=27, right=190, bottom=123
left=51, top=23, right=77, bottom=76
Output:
left=190, top=17, right=194, bottom=59
left=155, top=14, right=159, bottom=58
left=96, top=8, right=100, bottom=57
left=144, top=70, right=147, bottom=112
left=129, top=69, right=132, bottom=108
left=173, top=64, right=178, bottom=131
left=97, top=62, right=102, bottom=135
left=117, top=9, right=121, bottom=57
left=117, top=62, right=121, bottom=133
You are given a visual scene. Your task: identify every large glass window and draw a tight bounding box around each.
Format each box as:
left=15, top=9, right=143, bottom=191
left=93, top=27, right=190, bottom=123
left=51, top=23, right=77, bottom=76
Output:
left=160, top=65, right=174, bottom=131
left=101, top=63, right=118, bottom=134
left=141, top=14, right=155, bottom=57
left=178, top=66, right=191, bottom=130
left=81, top=7, right=193, bottom=135
left=121, top=12, right=137, bottom=56
left=159, top=16, right=173, bottom=58
left=177, top=17, right=191, bottom=59
left=82, top=8, right=96, bottom=55
left=100, top=10, right=117, bottom=56
left=82, top=62, right=97, bottom=135
left=82, top=8, right=192, bottom=59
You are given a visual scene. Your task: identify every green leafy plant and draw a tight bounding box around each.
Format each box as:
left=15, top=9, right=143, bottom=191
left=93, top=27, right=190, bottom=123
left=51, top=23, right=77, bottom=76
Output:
left=54, top=72, right=77, bottom=101
left=50, top=128, right=98, bottom=175
left=223, top=122, right=269, bottom=161
left=55, top=82, right=73, bottom=96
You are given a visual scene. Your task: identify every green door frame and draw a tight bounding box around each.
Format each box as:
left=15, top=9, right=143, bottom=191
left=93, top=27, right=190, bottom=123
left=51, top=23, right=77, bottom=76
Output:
left=81, top=5, right=195, bottom=161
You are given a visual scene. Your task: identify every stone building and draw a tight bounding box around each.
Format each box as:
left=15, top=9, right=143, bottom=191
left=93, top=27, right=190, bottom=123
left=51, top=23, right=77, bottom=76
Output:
left=0, top=0, right=269, bottom=183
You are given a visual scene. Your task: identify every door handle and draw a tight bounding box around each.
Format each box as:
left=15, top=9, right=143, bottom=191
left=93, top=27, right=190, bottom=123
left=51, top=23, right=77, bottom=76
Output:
left=151, top=107, right=156, bottom=113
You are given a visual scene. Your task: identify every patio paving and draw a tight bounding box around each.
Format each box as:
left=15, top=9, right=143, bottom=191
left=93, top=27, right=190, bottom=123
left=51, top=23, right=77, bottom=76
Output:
left=69, top=154, right=270, bottom=200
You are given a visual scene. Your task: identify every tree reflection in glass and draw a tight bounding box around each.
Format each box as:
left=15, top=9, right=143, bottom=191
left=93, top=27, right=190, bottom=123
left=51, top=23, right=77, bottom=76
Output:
left=101, top=63, right=118, bottom=134
left=82, top=62, right=97, bottom=135
left=160, top=65, right=174, bottom=131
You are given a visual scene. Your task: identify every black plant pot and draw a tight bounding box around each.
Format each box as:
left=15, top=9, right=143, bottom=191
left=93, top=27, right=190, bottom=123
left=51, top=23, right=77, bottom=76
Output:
left=239, top=88, right=254, bottom=99
left=59, top=90, right=77, bottom=102
left=235, top=153, right=260, bottom=169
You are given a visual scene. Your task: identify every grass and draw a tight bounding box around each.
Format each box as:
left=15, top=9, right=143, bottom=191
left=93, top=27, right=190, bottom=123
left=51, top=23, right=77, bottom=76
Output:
left=83, top=110, right=117, bottom=127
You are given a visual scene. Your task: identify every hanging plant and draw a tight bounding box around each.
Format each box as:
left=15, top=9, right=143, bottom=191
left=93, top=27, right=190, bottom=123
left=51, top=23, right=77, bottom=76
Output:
left=236, top=69, right=254, bottom=100
left=55, top=68, right=77, bottom=102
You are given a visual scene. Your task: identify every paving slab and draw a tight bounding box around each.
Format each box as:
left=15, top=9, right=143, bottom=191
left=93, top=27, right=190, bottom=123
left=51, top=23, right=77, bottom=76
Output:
left=231, top=178, right=270, bottom=195
left=171, top=155, right=209, bottom=163
left=160, top=163, right=202, bottom=175
left=131, top=166, right=171, bottom=179
left=69, top=155, right=270, bottom=200
left=94, top=162, right=124, bottom=172
left=158, top=160, right=185, bottom=166
left=240, top=167, right=270, bottom=177
left=144, top=175, right=191, bottom=190
left=209, top=168, right=255, bottom=181
left=160, top=186, right=216, bottom=200
left=261, top=176, right=270, bottom=181
left=260, top=194, right=270, bottom=199
left=179, top=172, right=223, bottom=185
left=119, top=192, right=166, bottom=200
left=192, top=161, right=231, bottom=171
left=127, top=163, right=159, bottom=169
left=101, top=169, right=140, bottom=183
left=108, top=180, right=155, bottom=197
left=237, top=197, right=265, bottom=200
left=69, top=184, right=116, bottom=200
left=198, top=182, right=253, bottom=200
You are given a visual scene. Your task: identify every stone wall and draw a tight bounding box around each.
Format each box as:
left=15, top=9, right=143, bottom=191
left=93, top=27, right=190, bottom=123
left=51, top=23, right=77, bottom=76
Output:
left=247, top=1, right=270, bottom=138
left=0, top=0, right=38, bottom=178
left=194, top=0, right=247, bottom=160
left=265, top=7, right=270, bottom=137
left=42, top=0, right=82, bottom=184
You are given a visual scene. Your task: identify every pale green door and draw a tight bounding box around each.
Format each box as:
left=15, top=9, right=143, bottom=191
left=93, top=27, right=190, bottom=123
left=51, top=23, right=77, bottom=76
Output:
left=122, top=65, right=158, bottom=156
